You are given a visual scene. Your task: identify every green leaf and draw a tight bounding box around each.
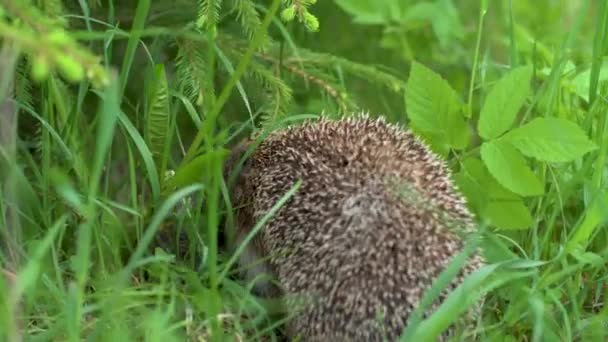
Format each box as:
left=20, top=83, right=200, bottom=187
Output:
left=455, top=157, right=532, bottom=229
left=455, top=158, right=518, bottom=205
left=145, top=64, right=171, bottom=180
left=163, top=149, right=229, bottom=194
left=427, top=0, right=464, bottom=48
left=406, top=62, right=460, bottom=132
left=569, top=248, right=605, bottom=266
left=480, top=140, right=544, bottom=196
left=402, top=2, right=436, bottom=23
left=484, top=200, right=533, bottom=230
left=456, top=158, right=520, bottom=202
left=418, top=132, right=450, bottom=158
left=503, top=117, right=597, bottom=162
left=478, top=65, right=532, bottom=140
left=453, top=159, right=490, bottom=212
left=570, top=61, right=608, bottom=102
left=446, top=110, right=470, bottom=150
left=406, top=62, right=468, bottom=150
left=334, top=0, right=402, bottom=24
left=400, top=2, right=464, bottom=48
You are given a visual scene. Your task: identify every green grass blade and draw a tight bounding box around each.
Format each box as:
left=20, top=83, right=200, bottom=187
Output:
left=123, top=184, right=203, bottom=277
left=588, top=0, right=608, bottom=105
left=118, top=0, right=151, bottom=97
left=117, top=110, right=161, bottom=201
left=399, top=234, right=482, bottom=341
left=218, top=180, right=302, bottom=283
left=90, top=74, right=119, bottom=197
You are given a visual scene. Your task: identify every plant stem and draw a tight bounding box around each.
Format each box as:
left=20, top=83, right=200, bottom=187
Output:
left=467, top=0, right=487, bottom=119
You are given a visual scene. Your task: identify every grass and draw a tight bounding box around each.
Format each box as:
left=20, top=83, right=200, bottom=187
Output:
left=1, top=0, right=608, bottom=341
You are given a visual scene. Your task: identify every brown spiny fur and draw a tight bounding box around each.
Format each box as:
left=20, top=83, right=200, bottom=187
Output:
left=226, top=114, right=484, bottom=341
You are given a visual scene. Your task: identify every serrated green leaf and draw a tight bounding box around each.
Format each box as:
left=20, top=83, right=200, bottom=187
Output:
left=455, top=157, right=532, bottom=229
left=503, top=117, right=597, bottom=162
left=453, top=160, right=490, bottom=212
left=406, top=62, right=468, bottom=150
left=484, top=200, right=533, bottom=230
left=145, top=64, right=171, bottom=180
left=446, top=113, right=469, bottom=150
left=478, top=65, right=532, bottom=140
left=480, top=141, right=544, bottom=196
left=416, top=132, right=450, bottom=158
left=406, top=62, right=460, bottom=132
left=456, top=157, right=519, bottom=203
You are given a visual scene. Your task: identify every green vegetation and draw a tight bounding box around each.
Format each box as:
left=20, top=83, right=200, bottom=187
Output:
left=0, top=0, right=607, bottom=340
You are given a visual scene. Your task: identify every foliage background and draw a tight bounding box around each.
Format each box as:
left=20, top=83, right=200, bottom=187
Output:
left=1, top=0, right=608, bottom=341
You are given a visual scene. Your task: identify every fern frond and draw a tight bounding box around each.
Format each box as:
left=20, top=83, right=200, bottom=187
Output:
left=288, top=49, right=407, bottom=93
left=218, top=33, right=405, bottom=98
left=15, top=58, right=34, bottom=112
left=229, top=0, right=263, bottom=43
left=36, top=0, right=64, bottom=16
left=207, top=32, right=401, bottom=122
left=274, top=60, right=352, bottom=111
left=175, top=31, right=402, bottom=129
left=175, top=40, right=213, bottom=109
left=247, top=60, right=293, bottom=123
left=145, top=64, right=171, bottom=180
left=197, top=0, right=222, bottom=29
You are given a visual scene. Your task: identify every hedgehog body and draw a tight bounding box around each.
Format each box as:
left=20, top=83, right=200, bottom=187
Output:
left=227, top=115, right=483, bottom=341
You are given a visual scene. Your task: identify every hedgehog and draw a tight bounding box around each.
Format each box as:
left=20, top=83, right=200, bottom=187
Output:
left=224, top=114, right=484, bottom=341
